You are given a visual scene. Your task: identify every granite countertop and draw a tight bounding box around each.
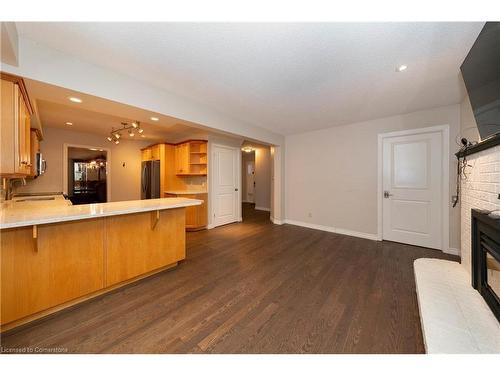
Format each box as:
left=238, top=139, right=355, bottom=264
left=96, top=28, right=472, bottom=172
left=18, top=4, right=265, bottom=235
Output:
left=1, top=197, right=202, bottom=229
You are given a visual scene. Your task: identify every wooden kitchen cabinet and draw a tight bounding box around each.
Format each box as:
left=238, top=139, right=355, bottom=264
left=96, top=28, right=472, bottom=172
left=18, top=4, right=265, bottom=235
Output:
left=175, top=142, right=190, bottom=174
left=29, top=129, right=40, bottom=177
left=150, top=144, right=161, bottom=160
left=0, top=74, right=33, bottom=177
left=142, top=144, right=162, bottom=161
left=185, top=193, right=208, bottom=230
left=0, top=219, right=105, bottom=325
left=141, top=147, right=152, bottom=161
left=1, top=206, right=189, bottom=331
left=165, top=193, right=207, bottom=230
left=175, top=141, right=207, bottom=176
left=105, top=208, right=185, bottom=286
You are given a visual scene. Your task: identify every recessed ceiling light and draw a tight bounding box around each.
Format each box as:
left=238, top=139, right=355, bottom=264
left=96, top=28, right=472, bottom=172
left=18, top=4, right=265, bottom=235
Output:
left=396, top=64, right=408, bottom=72
left=89, top=148, right=98, bottom=151
left=65, top=122, right=73, bottom=126
left=68, top=97, right=82, bottom=103
left=150, top=117, right=159, bottom=121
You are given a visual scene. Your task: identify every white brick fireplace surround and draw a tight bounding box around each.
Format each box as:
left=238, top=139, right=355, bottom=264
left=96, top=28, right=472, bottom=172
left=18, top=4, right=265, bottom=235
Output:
left=414, top=145, right=500, bottom=353
left=461, top=145, right=500, bottom=273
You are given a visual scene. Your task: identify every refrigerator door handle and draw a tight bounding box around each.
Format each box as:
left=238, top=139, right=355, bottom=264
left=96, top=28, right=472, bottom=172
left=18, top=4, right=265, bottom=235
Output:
left=141, top=165, right=146, bottom=193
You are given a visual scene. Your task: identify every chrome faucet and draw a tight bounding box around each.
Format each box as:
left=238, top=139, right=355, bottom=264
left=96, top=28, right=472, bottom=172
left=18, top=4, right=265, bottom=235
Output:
left=1, top=177, right=27, bottom=201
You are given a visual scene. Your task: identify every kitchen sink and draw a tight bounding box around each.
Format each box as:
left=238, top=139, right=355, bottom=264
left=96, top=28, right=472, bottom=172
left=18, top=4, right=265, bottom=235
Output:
left=14, top=197, right=56, bottom=202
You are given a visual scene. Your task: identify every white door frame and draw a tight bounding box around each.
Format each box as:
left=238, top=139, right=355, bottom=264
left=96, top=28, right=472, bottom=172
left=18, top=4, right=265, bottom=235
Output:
left=209, top=143, right=242, bottom=228
left=63, top=143, right=112, bottom=201
left=377, top=125, right=450, bottom=252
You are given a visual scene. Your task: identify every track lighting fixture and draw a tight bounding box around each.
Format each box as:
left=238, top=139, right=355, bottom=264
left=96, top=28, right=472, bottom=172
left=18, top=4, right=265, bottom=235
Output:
left=107, top=121, right=143, bottom=144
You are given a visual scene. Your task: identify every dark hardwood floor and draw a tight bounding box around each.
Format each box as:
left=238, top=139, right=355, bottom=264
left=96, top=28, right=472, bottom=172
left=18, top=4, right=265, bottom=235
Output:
left=0, top=203, right=458, bottom=353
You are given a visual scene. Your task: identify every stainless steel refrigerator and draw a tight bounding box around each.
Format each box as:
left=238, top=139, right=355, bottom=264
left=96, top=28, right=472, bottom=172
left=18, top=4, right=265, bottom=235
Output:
left=141, top=160, right=160, bottom=199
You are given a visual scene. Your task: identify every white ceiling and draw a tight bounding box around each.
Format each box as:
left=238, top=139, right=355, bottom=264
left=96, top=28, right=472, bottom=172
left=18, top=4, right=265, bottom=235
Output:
left=25, top=78, right=222, bottom=144
left=17, top=22, right=484, bottom=135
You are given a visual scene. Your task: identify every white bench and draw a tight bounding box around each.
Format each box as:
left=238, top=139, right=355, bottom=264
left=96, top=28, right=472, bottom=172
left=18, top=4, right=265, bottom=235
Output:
left=414, top=258, right=500, bottom=353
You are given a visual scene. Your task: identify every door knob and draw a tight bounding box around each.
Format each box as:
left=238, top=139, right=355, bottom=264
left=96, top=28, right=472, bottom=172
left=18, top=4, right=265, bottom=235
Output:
left=384, top=191, right=393, bottom=198
left=235, top=188, right=239, bottom=191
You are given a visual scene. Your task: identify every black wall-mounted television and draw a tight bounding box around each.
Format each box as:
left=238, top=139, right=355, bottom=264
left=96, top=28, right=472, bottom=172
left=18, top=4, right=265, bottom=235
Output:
left=460, top=22, right=500, bottom=141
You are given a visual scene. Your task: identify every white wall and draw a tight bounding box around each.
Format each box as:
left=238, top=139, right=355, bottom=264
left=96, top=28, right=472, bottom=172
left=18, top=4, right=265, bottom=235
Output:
left=460, top=92, right=481, bottom=143
left=15, top=126, right=149, bottom=202
left=285, top=104, right=461, bottom=250
left=254, top=146, right=271, bottom=211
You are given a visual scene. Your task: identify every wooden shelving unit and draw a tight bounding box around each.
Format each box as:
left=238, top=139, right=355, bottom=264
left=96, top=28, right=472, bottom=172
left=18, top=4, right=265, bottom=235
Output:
left=176, top=141, right=207, bottom=175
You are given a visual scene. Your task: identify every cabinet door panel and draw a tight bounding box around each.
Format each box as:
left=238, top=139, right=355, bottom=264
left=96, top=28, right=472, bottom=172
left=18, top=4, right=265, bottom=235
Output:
left=105, top=208, right=185, bottom=286
left=142, top=148, right=152, bottom=161
left=151, top=144, right=161, bottom=160
left=184, top=194, right=197, bottom=227
left=185, top=193, right=207, bottom=229
left=0, top=80, right=15, bottom=174
left=30, top=130, right=39, bottom=176
left=175, top=143, right=190, bottom=174
left=0, top=219, right=105, bottom=325
left=24, top=110, right=31, bottom=172
left=16, top=89, right=26, bottom=174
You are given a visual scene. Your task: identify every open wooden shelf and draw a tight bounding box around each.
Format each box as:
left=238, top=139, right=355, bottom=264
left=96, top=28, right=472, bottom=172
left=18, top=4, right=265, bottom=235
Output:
left=175, top=140, right=208, bottom=176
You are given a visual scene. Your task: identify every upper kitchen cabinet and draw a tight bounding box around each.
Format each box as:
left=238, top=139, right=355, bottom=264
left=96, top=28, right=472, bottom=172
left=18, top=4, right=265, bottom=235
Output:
left=142, top=143, right=162, bottom=161
left=175, top=142, right=190, bottom=174
left=175, top=140, right=207, bottom=176
left=29, top=129, right=40, bottom=177
left=0, top=73, right=34, bottom=177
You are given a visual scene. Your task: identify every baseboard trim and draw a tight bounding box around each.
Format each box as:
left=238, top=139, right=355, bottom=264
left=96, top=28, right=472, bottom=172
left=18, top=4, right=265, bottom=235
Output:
left=284, top=219, right=379, bottom=241
left=255, top=206, right=270, bottom=212
left=444, top=247, right=460, bottom=256
left=271, top=217, right=284, bottom=225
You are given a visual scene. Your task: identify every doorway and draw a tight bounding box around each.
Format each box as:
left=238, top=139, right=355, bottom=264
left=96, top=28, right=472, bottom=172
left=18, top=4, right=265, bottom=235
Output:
left=211, top=144, right=240, bottom=227
left=378, top=125, right=449, bottom=251
left=240, top=143, right=272, bottom=221
left=242, top=151, right=255, bottom=204
left=64, top=145, right=110, bottom=205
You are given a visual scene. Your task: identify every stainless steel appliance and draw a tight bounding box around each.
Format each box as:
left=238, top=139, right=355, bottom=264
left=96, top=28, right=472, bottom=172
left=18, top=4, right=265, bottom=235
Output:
left=141, top=160, right=160, bottom=199
left=35, top=152, right=47, bottom=177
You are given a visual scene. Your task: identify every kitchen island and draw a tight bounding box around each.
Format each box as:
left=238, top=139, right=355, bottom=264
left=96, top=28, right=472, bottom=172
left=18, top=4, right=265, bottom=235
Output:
left=0, top=197, right=202, bottom=331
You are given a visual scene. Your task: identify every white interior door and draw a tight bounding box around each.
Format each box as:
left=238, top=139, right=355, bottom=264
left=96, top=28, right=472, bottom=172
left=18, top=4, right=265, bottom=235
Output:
left=382, top=131, right=443, bottom=250
left=245, top=160, right=255, bottom=203
left=213, top=145, right=239, bottom=227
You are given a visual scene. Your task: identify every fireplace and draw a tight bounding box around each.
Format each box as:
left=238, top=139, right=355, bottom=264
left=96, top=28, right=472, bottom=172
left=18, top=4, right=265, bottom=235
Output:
left=471, top=209, right=500, bottom=322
